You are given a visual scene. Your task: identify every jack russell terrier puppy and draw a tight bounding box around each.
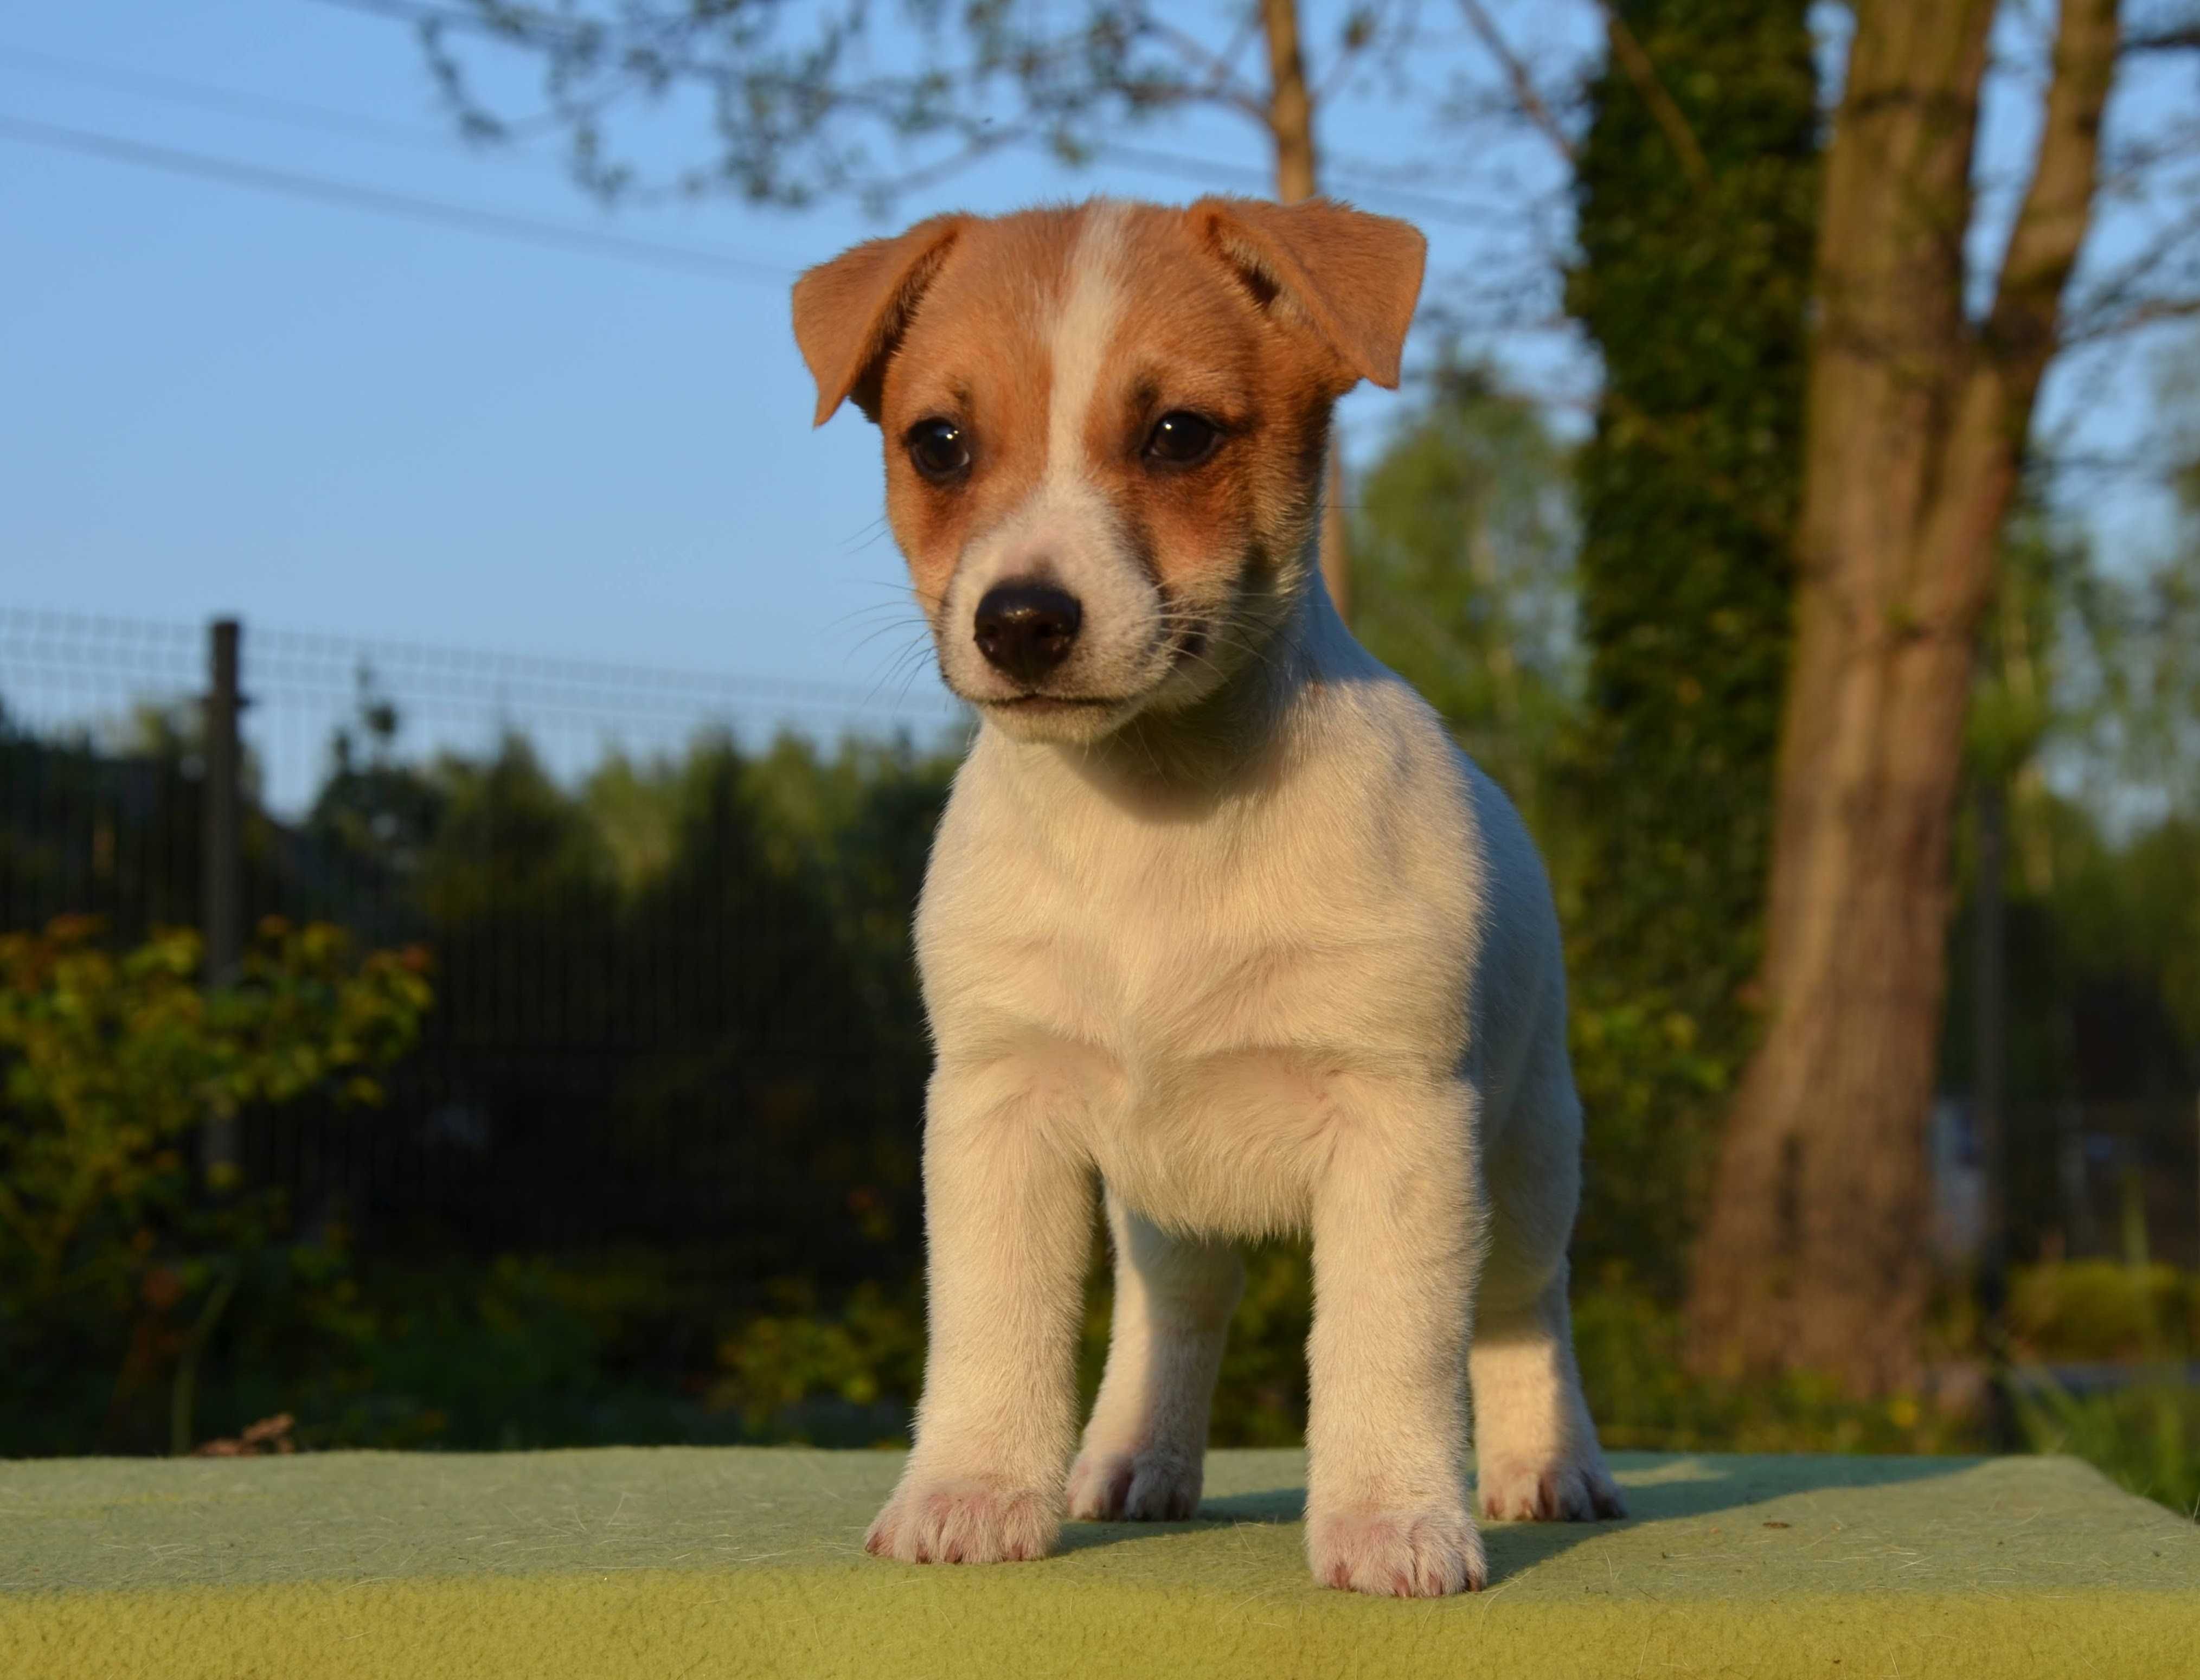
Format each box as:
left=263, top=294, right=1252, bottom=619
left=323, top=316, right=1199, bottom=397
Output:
left=792, top=195, right=1624, bottom=1599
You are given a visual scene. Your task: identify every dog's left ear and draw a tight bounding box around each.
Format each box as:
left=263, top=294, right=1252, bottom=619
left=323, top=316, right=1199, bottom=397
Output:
left=1191, top=197, right=1426, bottom=390
left=792, top=213, right=969, bottom=427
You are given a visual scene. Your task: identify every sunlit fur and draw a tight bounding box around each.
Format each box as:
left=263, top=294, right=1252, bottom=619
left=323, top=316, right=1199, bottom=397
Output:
left=791, top=195, right=1622, bottom=1599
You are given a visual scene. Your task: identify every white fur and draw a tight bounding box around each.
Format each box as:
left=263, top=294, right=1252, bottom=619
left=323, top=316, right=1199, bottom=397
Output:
left=863, top=224, right=1622, bottom=1598
left=1044, top=201, right=1131, bottom=475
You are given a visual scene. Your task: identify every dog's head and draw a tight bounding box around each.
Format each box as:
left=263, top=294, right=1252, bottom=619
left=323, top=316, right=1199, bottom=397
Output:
left=792, top=198, right=1426, bottom=742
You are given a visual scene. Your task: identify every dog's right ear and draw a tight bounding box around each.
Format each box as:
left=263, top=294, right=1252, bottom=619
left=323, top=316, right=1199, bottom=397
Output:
left=791, top=215, right=968, bottom=428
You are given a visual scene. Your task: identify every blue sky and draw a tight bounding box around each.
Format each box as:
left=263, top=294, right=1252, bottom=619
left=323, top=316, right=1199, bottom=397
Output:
left=2, top=2, right=2191, bottom=746
left=1, top=2, right=1574, bottom=707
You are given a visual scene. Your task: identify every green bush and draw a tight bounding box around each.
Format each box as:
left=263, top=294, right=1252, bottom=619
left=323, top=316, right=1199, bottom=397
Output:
left=2006, top=1262, right=2198, bottom=1363
left=712, top=1279, right=925, bottom=1440
left=268, top=1253, right=757, bottom=1452
left=1572, top=1268, right=1980, bottom=1456
left=0, top=915, right=431, bottom=1455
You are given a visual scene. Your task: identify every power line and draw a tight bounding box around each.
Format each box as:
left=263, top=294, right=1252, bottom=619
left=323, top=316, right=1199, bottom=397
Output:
left=10, top=23, right=1506, bottom=233
left=313, top=0, right=580, bottom=43
left=0, top=42, right=460, bottom=153
left=0, top=111, right=797, bottom=285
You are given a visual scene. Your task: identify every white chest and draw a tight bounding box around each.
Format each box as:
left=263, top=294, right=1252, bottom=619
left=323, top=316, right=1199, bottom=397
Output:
left=914, top=730, right=1483, bottom=1234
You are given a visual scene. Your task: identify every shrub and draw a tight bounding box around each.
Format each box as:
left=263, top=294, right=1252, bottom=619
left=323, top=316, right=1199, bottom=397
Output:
left=2006, top=1261, right=2198, bottom=1363
left=0, top=915, right=430, bottom=1454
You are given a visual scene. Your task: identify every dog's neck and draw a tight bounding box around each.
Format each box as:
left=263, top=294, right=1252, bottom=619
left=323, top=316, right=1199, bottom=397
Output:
left=991, top=555, right=1372, bottom=820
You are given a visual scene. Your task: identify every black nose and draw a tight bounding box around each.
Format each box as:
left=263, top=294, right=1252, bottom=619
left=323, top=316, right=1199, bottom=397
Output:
left=973, top=580, right=1082, bottom=685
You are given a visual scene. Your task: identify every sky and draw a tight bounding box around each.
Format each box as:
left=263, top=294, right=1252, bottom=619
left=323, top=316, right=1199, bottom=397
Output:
left=0, top=3, right=1572, bottom=709
left=2, top=2, right=2193, bottom=798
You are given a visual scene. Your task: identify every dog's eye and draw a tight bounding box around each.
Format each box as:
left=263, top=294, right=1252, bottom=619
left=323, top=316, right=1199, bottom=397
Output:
left=1144, top=412, right=1222, bottom=467
left=906, top=419, right=971, bottom=482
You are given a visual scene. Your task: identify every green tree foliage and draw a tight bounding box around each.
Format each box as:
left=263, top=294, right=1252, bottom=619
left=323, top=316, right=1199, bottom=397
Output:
left=2064, top=395, right=2200, bottom=1057
left=300, top=721, right=954, bottom=1292
left=1936, top=471, right=2200, bottom=1263
left=0, top=916, right=431, bottom=1453
left=0, top=720, right=203, bottom=940
left=1561, top=0, right=1821, bottom=1291
left=1351, top=357, right=1580, bottom=832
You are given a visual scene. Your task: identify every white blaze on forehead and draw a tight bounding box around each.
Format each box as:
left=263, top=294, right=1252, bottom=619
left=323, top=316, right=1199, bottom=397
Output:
left=937, top=198, right=1158, bottom=712
left=1045, top=201, right=1132, bottom=482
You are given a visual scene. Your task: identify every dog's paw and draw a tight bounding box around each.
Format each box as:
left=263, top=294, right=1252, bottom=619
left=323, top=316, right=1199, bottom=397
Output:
left=1476, top=1451, right=1627, bottom=1522
left=863, top=1479, right=1057, bottom=1564
left=1066, top=1447, right=1201, bottom=1521
left=1306, top=1507, right=1486, bottom=1597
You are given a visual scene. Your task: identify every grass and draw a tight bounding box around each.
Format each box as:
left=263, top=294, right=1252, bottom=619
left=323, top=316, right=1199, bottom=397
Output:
left=2015, top=1374, right=2200, bottom=1521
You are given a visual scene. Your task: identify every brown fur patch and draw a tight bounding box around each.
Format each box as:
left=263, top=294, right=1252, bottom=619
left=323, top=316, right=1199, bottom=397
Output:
left=874, top=208, right=1086, bottom=614
left=793, top=197, right=1426, bottom=641
left=1076, top=203, right=1344, bottom=601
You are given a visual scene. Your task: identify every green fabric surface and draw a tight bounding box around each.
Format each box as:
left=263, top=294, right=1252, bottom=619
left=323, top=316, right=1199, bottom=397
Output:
left=3, top=1447, right=2193, bottom=1677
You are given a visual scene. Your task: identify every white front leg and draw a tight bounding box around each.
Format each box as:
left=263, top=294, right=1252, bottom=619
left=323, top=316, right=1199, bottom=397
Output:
left=1304, top=1075, right=1487, bottom=1596
left=1068, top=1190, right=1243, bottom=1521
left=865, top=1059, right=1095, bottom=1564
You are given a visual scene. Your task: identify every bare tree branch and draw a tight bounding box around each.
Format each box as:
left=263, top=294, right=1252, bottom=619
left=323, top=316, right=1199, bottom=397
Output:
left=1456, top=0, right=1575, bottom=165
left=2058, top=188, right=2200, bottom=344
left=1916, top=0, right=2122, bottom=632
left=2124, top=25, right=2200, bottom=52
left=1983, top=0, right=2123, bottom=392
left=1592, top=1, right=1710, bottom=187
left=1134, top=11, right=1270, bottom=124
left=1312, top=0, right=1408, bottom=104
left=2062, top=291, right=2200, bottom=345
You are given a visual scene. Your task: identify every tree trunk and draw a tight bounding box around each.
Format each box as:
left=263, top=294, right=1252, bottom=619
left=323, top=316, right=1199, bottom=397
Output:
left=1686, top=0, right=2120, bottom=1394
left=1259, top=0, right=1353, bottom=620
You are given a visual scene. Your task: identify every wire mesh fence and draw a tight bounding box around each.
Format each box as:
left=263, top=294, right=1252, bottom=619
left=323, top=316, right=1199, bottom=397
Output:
left=1, top=605, right=2195, bottom=1281
left=0, top=606, right=965, bottom=1284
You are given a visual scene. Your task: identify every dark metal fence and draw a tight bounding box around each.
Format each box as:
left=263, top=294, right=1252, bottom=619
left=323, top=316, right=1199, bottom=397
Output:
left=0, top=607, right=963, bottom=1287
left=2, top=606, right=2195, bottom=1277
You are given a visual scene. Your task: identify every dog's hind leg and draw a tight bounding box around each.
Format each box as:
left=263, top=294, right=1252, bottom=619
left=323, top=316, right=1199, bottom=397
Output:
left=1469, top=1265, right=1625, bottom=1521
left=1468, top=1019, right=1625, bottom=1523
left=1067, top=1190, right=1242, bottom=1521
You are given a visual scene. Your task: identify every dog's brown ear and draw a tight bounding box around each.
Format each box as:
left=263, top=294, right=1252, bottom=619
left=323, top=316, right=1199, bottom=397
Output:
left=1191, top=197, right=1426, bottom=390
left=791, top=214, right=968, bottom=427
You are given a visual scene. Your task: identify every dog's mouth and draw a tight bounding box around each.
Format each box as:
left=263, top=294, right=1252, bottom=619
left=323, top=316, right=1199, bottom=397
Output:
left=956, top=623, right=1218, bottom=724
left=940, top=605, right=1226, bottom=729
left=979, top=694, right=1129, bottom=715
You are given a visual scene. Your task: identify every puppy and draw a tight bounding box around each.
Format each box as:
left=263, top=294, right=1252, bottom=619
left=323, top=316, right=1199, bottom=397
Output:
left=791, top=196, right=1623, bottom=1598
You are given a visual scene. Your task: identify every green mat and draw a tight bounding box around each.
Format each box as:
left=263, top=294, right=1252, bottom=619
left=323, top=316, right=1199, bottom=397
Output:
left=3, top=1447, right=2194, bottom=1677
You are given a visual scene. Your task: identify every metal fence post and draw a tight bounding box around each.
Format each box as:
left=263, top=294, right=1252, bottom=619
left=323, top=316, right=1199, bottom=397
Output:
left=201, top=616, right=243, bottom=1188
left=1974, top=778, right=2007, bottom=1283
left=1972, top=776, right=2014, bottom=1447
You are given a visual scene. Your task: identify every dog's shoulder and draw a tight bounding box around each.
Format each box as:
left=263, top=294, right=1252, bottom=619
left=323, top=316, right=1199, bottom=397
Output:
left=1295, top=645, right=1564, bottom=978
